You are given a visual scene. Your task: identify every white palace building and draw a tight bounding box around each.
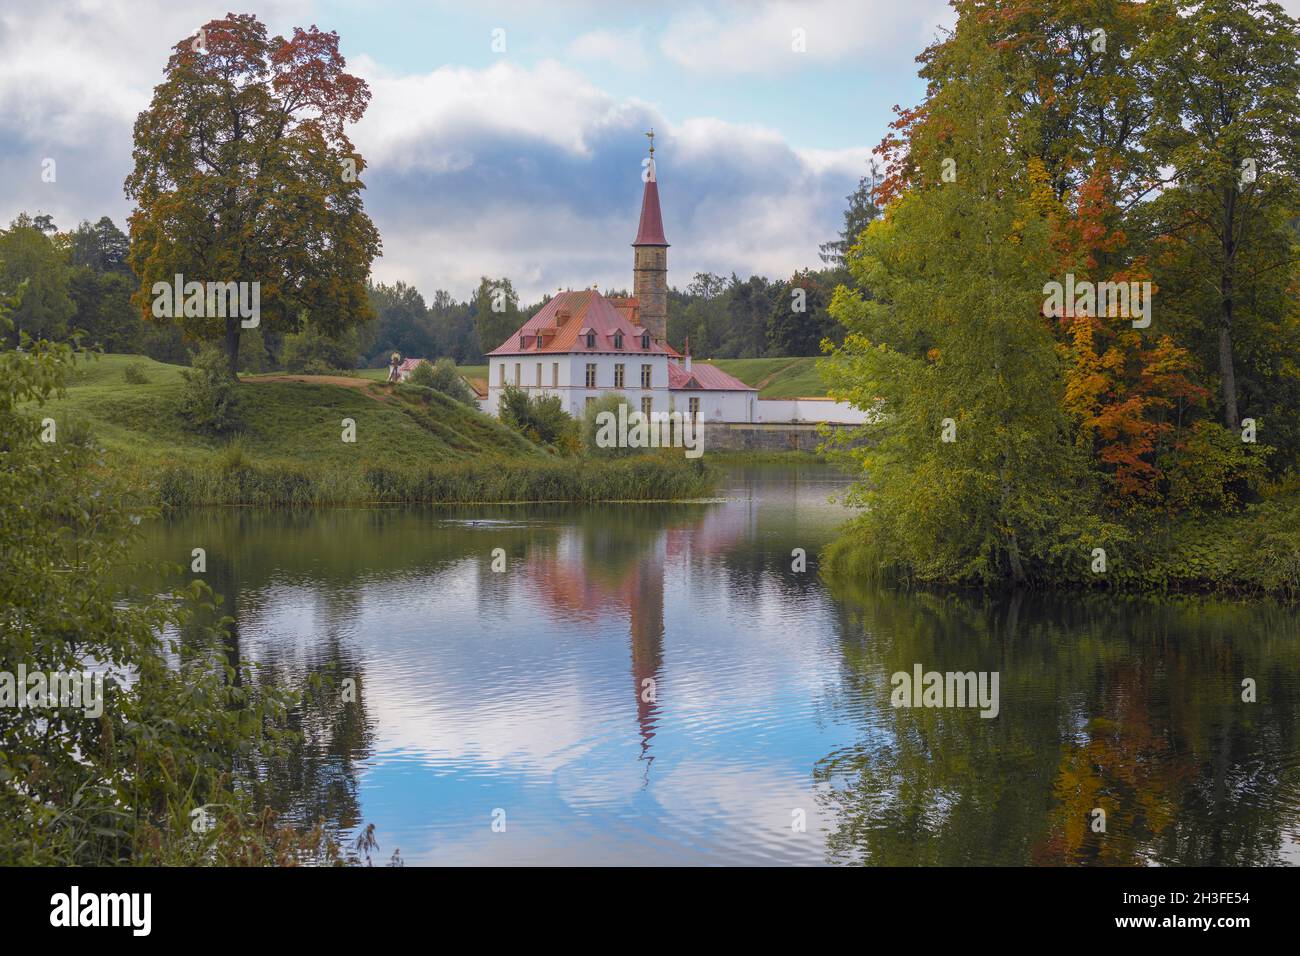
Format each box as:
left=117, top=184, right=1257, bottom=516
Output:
left=483, top=140, right=865, bottom=427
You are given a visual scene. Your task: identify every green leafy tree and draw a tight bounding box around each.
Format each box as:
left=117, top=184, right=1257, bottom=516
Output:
left=1144, top=0, right=1300, bottom=429
left=181, top=342, right=242, bottom=434
left=407, top=357, right=477, bottom=405
left=824, top=20, right=1111, bottom=585
left=0, top=214, right=74, bottom=345
left=124, top=14, right=381, bottom=376
left=0, top=304, right=320, bottom=865
left=767, top=269, right=838, bottom=356
left=472, top=276, right=522, bottom=357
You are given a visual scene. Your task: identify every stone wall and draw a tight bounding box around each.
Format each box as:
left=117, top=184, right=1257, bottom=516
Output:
left=700, top=422, right=864, bottom=453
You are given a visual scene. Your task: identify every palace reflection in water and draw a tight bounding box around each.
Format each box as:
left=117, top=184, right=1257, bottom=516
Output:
left=133, top=465, right=1300, bottom=865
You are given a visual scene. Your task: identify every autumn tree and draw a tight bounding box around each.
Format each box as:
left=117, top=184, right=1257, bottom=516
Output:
left=124, top=14, right=381, bottom=375
left=824, top=22, right=1110, bottom=586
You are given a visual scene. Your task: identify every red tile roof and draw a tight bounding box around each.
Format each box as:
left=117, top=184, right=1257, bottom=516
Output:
left=633, top=179, right=668, bottom=246
left=668, top=362, right=755, bottom=392
left=487, top=289, right=678, bottom=356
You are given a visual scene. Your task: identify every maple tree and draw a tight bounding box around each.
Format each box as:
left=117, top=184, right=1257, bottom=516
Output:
left=125, top=14, right=381, bottom=375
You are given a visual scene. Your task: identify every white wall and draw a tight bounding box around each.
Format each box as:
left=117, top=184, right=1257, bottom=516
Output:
left=754, top=398, right=870, bottom=424
left=487, top=353, right=671, bottom=417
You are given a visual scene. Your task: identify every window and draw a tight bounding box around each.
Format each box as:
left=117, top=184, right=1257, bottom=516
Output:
left=641, top=396, right=653, bottom=418
left=498, top=363, right=505, bottom=386
left=585, top=396, right=596, bottom=410
left=640, top=364, right=652, bottom=388
left=535, top=363, right=542, bottom=388
left=641, top=333, right=650, bottom=350
left=614, top=364, right=625, bottom=388
left=520, top=335, right=527, bottom=349
left=613, top=332, right=623, bottom=350
left=514, top=363, right=520, bottom=386
left=552, top=363, right=559, bottom=387
left=585, top=331, right=596, bottom=349
left=585, top=363, right=597, bottom=388
left=688, top=397, right=700, bottom=417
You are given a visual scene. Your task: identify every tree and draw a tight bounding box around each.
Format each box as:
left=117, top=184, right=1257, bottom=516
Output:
left=125, top=14, right=381, bottom=375
left=1144, top=0, right=1300, bottom=428
left=0, top=303, right=314, bottom=865
left=824, top=15, right=1110, bottom=585
left=767, top=269, right=839, bottom=356
left=820, top=161, right=882, bottom=267
left=0, top=214, right=75, bottom=345
left=472, top=276, right=522, bottom=357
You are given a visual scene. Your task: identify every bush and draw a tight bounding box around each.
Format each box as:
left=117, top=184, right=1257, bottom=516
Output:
left=123, top=362, right=149, bottom=384
left=180, top=342, right=241, bottom=434
left=581, top=393, right=636, bottom=458
left=499, top=384, right=579, bottom=451
left=407, top=357, right=477, bottom=405
left=280, top=322, right=360, bottom=373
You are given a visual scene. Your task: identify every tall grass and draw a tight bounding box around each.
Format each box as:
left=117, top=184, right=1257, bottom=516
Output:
left=155, top=453, right=715, bottom=508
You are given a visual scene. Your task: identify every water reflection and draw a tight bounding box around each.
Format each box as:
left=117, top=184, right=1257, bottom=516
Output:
left=130, top=466, right=1300, bottom=865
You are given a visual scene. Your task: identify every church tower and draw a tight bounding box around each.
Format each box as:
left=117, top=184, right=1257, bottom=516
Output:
left=633, top=130, right=669, bottom=344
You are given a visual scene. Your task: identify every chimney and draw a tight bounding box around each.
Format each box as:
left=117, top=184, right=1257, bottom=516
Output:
left=684, top=335, right=692, bottom=372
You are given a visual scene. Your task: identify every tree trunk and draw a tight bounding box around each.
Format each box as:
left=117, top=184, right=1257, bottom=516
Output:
left=1219, top=190, right=1239, bottom=429
left=1219, top=322, right=1238, bottom=429
left=223, top=318, right=241, bottom=379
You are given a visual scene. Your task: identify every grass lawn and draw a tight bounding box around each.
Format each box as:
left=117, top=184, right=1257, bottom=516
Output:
left=36, top=353, right=538, bottom=477
left=701, top=357, right=828, bottom=397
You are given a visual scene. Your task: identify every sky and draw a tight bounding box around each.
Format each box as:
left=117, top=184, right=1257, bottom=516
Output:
left=3, top=0, right=1292, bottom=303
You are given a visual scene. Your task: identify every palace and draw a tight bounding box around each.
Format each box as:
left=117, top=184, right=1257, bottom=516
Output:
left=484, top=136, right=758, bottom=423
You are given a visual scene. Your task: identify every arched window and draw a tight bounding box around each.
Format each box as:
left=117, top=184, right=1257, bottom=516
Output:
left=586, top=331, right=596, bottom=349
left=613, top=332, right=624, bottom=350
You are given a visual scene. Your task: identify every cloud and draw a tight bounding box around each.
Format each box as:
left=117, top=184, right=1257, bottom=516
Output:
left=568, top=28, right=651, bottom=71
left=660, top=0, right=954, bottom=74
left=351, top=59, right=870, bottom=300
left=0, top=1, right=874, bottom=305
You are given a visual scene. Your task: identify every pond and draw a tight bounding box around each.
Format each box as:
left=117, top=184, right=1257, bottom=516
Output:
left=135, top=464, right=1300, bottom=865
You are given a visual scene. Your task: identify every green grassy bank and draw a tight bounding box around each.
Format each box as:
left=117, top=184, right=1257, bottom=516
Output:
left=34, top=353, right=716, bottom=507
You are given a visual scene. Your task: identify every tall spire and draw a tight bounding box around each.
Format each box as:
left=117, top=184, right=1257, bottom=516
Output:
left=634, top=130, right=668, bottom=246
left=632, top=131, right=669, bottom=343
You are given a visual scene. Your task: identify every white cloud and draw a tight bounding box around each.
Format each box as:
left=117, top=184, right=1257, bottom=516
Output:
left=568, top=27, right=651, bottom=71
left=661, top=0, right=954, bottom=74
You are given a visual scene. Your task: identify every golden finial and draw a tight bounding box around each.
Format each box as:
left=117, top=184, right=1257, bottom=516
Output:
left=646, top=128, right=655, bottom=157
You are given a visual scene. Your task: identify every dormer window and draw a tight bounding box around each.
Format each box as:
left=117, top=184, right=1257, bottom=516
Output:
left=640, top=333, right=650, bottom=350
left=613, top=332, right=624, bottom=350
left=520, top=335, right=528, bottom=349
left=585, top=331, right=596, bottom=349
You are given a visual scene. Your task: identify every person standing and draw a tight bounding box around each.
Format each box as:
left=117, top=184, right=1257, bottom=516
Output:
left=387, top=351, right=401, bottom=383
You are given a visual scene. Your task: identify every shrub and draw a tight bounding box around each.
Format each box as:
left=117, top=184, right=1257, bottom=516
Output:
left=581, top=393, right=636, bottom=458
left=180, top=342, right=241, bottom=434
left=407, top=357, right=477, bottom=405
left=499, top=384, right=579, bottom=450
left=280, top=322, right=360, bottom=373
left=123, top=362, right=149, bottom=384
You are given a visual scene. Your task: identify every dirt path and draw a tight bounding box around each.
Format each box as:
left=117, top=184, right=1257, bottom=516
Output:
left=244, top=374, right=395, bottom=402
left=752, top=359, right=804, bottom=392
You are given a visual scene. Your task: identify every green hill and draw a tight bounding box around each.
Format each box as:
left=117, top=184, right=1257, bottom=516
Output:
left=29, top=353, right=711, bottom=507
left=41, top=354, right=536, bottom=471
left=701, top=357, right=827, bottom=397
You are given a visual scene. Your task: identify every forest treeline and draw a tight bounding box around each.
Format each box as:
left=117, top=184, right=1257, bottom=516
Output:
left=0, top=172, right=873, bottom=370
